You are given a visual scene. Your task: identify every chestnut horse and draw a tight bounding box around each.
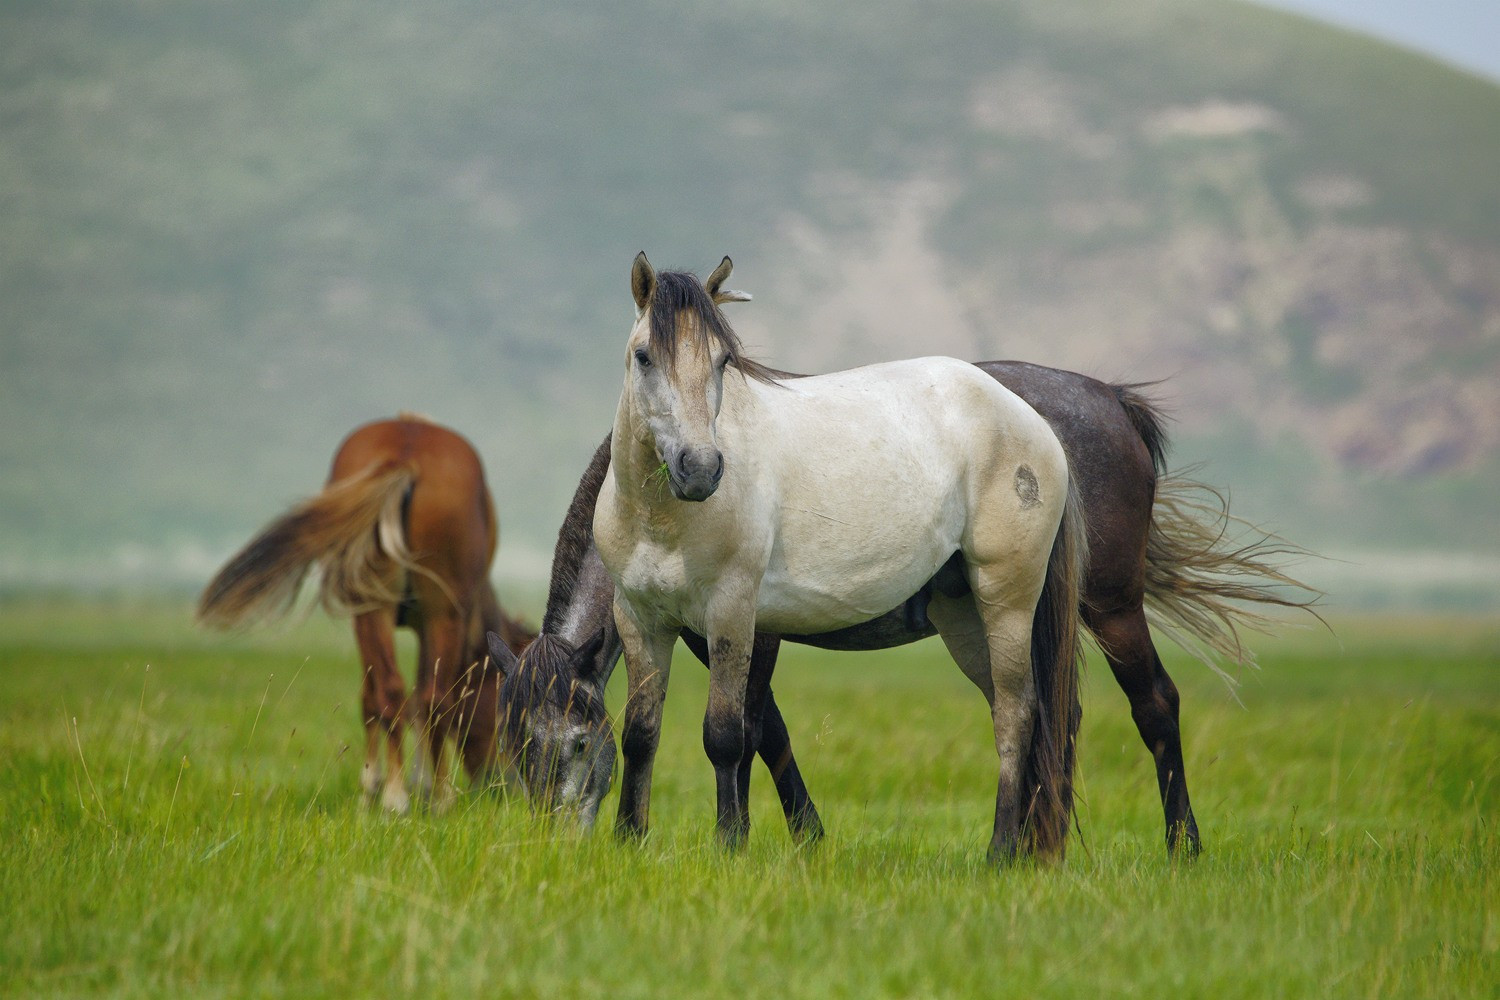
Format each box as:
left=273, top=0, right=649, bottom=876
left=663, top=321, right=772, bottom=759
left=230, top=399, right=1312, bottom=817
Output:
left=198, top=414, right=534, bottom=812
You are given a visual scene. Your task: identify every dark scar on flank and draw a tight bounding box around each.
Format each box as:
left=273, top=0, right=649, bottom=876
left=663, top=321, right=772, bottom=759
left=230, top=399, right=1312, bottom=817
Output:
left=1014, top=465, right=1041, bottom=509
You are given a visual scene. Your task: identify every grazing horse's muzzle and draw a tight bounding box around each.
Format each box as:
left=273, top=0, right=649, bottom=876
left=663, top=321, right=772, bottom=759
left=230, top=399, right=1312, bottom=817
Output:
left=668, top=446, right=724, bottom=502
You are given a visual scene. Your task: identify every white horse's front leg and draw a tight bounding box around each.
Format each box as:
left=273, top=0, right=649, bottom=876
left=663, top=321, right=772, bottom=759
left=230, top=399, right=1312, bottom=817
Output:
left=612, top=596, right=677, bottom=840
left=703, top=586, right=758, bottom=849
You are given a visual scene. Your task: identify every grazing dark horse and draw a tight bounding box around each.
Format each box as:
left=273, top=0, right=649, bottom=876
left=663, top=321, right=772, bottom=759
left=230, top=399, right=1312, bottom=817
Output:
left=198, top=414, right=534, bottom=813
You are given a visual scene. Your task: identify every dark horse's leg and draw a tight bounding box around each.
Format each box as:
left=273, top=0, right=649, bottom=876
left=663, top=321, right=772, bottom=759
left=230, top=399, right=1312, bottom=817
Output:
left=1086, top=605, right=1201, bottom=856
left=682, top=632, right=825, bottom=844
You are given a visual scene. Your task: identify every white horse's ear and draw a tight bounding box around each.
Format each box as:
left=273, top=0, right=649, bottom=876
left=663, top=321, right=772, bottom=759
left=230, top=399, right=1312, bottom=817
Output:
left=485, top=630, right=519, bottom=679
left=631, top=251, right=655, bottom=315
left=705, top=255, right=733, bottom=295
left=706, top=255, right=751, bottom=305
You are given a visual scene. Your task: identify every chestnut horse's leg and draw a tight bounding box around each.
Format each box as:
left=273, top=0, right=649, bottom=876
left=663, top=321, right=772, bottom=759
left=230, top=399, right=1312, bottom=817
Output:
left=453, top=641, right=500, bottom=791
left=354, top=607, right=410, bottom=814
left=1086, top=605, right=1201, bottom=857
left=414, top=606, right=468, bottom=814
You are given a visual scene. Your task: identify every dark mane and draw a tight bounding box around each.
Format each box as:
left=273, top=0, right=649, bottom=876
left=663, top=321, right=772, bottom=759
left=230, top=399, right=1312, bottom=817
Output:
left=650, top=270, right=779, bottom=384
left=541, top=436, right=611, bottom=634
left=498, top=634, right=610, bottom=745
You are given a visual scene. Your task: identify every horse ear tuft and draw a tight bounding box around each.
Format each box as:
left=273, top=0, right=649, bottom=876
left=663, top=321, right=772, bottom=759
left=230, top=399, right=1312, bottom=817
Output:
left=707, top=255, right=750, bottom=305
left=485, top=630, right=519, bottom=679
left=631, top=251, right=655, bottom=314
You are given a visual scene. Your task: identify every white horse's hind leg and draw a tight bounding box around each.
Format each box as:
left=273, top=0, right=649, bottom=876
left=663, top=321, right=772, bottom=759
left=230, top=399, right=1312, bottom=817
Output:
left=927, top=592, right=994, bottom=700
left=929, top=589, right=1036, bottom=861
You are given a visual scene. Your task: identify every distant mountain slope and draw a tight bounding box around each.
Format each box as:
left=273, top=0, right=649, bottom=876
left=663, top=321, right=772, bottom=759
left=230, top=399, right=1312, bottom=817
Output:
left=3, top=0, right=1498, bottom=596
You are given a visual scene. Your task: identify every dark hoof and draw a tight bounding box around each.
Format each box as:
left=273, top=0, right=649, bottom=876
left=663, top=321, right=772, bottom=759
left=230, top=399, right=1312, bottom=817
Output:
left=614, top=818, right=649, bottom=844
left=1167, top=822, right=1203, bottom=860
left=789, top=808, right=825, bottom=846
left=987, top=837, right=1020, bottom=867
left=716, top=822, right=749, bottom=853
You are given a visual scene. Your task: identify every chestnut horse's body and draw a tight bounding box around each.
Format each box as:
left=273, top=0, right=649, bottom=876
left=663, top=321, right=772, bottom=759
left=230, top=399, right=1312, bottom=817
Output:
left=198, top=414, right=533, bottom=812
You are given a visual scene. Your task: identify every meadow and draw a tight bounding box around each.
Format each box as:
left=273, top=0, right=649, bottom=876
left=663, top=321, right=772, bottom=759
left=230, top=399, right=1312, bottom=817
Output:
left=0, top=596, right=1494, bottom=998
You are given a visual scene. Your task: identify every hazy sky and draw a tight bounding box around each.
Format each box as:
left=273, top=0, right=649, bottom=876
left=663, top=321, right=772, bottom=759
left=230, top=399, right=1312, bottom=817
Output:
left=1257, top=0, right=1500, bottom=82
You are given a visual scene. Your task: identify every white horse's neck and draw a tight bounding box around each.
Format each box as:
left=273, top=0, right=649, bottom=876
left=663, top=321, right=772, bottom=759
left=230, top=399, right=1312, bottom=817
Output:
left=607, top=377, right=680, bottom=528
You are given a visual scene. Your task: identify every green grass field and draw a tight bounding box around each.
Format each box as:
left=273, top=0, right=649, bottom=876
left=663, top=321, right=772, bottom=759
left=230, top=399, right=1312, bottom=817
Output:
left=1, top=597, right=1495, bottom=998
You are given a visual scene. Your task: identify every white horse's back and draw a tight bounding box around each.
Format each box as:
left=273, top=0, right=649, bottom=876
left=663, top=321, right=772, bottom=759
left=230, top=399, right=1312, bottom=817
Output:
left=724, top=356, right=1066, bottom=633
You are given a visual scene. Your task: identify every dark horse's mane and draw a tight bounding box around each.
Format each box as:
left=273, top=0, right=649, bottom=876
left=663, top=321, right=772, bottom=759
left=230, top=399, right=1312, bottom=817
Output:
left=541, top=436, right=611, bottom=635
left=498, top=634, right=610, bottom=749
left=650, top=270, right=780, bottom=384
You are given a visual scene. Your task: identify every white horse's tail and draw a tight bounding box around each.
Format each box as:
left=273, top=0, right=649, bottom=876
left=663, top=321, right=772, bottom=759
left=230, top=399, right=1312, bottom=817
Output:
left=1023, top=477, right=1088, bottom=860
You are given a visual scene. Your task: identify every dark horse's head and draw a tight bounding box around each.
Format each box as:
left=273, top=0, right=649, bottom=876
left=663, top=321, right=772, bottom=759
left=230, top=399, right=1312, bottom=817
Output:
left=486, top=630, right=615, bottom=827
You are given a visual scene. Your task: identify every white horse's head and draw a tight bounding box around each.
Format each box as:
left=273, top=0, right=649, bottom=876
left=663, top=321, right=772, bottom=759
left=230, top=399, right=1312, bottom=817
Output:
left=623, top=252, right=762, bottom=502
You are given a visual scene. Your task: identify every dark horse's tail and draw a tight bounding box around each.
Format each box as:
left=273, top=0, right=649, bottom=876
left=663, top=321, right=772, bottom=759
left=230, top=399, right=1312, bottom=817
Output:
left=1113, top=385, right=1322, bottom=679
left=197, top=461, right=423, bottom=628
left=1023, top=477, right=1088, bottom=860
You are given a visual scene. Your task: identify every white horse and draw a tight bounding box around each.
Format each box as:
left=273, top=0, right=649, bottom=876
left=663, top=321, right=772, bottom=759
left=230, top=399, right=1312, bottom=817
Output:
left=593, top=254, right=1088, bottom=861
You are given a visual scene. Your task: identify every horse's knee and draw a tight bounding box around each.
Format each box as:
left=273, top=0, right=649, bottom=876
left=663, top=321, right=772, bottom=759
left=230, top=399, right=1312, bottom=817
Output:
left=620, top=711, right=662, bottom=763
left=702, top=706, right=746, bottom=771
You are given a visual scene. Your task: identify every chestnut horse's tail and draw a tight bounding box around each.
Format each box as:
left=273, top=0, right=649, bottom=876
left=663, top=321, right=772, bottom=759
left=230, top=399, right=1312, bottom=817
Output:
left=197, top=461, right=419, bottom=628
left=1112, top=385, right=1323, bottom=680
left=1023, top=477, right=1088, bottom=859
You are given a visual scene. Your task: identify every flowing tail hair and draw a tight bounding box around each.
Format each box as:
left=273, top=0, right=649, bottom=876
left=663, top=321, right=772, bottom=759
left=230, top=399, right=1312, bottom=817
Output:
left=197, top=461, right=428, bottom=628
left=1113, top=384, right=1324, bottom=686
left=1023, top=476, right=1088, bottom=860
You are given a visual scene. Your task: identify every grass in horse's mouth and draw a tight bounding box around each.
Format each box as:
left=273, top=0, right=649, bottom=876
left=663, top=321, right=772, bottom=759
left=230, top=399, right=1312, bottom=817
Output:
left=643, top=461, right=671, bottom=497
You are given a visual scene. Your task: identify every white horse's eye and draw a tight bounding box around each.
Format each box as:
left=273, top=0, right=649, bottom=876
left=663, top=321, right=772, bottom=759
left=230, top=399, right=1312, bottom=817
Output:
left=635, top=349, right=652, bottom=369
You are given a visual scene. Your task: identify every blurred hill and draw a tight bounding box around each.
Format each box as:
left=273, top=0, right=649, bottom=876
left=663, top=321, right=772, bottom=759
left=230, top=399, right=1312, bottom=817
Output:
left=3, top=0, right=1499, bottom=608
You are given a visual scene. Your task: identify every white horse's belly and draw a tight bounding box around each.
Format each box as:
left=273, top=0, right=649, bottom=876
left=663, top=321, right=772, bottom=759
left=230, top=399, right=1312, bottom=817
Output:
left=753, top=539, right=951, bottom=633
